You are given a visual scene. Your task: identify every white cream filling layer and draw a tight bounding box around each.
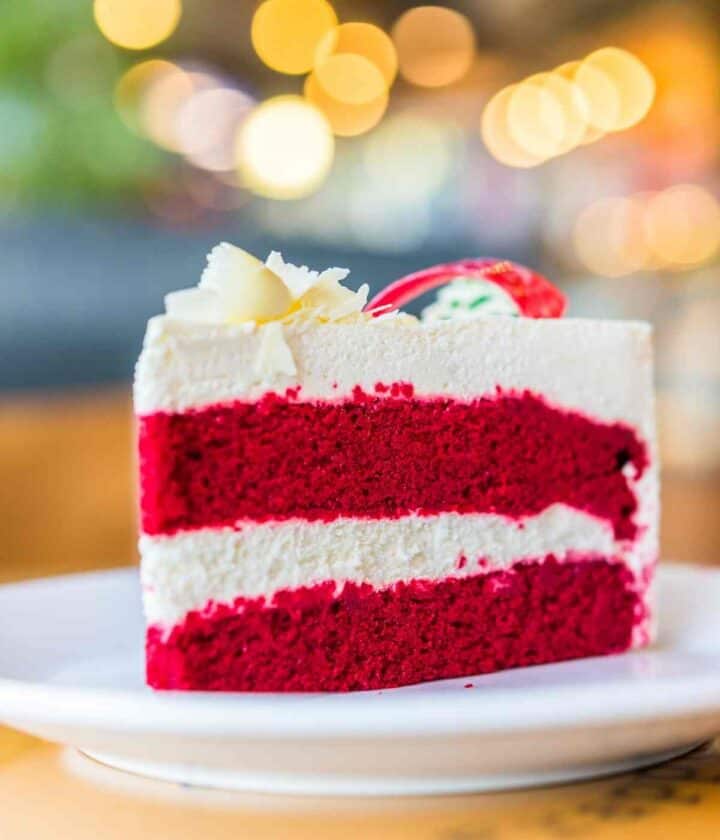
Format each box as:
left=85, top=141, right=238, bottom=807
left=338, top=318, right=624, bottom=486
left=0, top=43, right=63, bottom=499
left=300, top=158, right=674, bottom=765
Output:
left=139, top=505, right=652, bottom=628
left=134, top=316, right=655, bottom=441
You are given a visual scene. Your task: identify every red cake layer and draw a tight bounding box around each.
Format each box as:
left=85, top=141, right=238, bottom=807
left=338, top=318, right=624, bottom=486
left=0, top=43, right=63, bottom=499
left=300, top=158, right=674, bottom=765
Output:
left=139, top=387, right=647, bottom=539
left=146, top=555, right=644, bottom=692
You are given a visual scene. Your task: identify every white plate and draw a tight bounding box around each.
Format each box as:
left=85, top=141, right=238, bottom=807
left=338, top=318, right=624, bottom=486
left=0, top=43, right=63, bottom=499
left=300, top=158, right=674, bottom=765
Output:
left=1, top=564, right=719, bottom=796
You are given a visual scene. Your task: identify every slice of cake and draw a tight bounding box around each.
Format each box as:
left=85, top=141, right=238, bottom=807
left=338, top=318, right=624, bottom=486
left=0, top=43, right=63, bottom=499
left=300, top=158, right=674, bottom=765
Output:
left=135, top=244, right=657, bottom=692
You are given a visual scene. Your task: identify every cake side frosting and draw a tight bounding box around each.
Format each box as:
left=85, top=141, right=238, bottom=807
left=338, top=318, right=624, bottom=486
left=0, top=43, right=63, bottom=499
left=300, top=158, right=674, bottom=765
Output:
left=141, top=506, right=628, bottom=627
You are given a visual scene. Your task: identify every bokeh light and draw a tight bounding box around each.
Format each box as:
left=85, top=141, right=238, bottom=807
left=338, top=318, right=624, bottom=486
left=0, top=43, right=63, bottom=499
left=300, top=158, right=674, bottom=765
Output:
left=483, top=46, right=655, bottom=167
left=573, top=195, right=648, bottom=277
left=114, top=59, right=178, bottom=135
left=236, top=96, right=334, bottom=199
left=481, top=85, right=546, bottom=168
left=581, top=47, right=655, bottom=131
left=533, top=72, right=589, bottom=153
left=392, top=6, right=475, bottom=88
left=117, top=62, right=225, bottom=153
left=304, top=72, right=387, bottom=137
left=644, top=184, right=720, bottom=267
left=314, top=53, right=386, bottom=105
left=94, top=0, right=181, bottom=51
left=137, top=63, right=195, bottom=151
left=306, top=21, right=395, bottom=136
left=316, top=23, right=397, bottom=87
left=176, top=88, right=255, bottom=172
left=573, top=61, right=621, bottom=133
left=574, top=186, right=720, bottom=276
left=251, top=0, right=337, bottom=75
left=554, top=61, right=606, bottom=145
left=507, top=76, right=567, bottom=160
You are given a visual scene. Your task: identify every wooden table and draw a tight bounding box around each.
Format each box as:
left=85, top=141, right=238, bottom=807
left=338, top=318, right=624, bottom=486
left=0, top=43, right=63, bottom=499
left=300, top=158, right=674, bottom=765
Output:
left=1, top=729, right=720, bottom=838
left=1, top=389, right=720, bottom=838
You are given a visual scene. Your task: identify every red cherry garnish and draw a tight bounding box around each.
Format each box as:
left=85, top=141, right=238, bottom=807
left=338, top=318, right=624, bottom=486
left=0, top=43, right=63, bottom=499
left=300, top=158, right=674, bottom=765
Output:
left=365, top=258, right=566, bottom=318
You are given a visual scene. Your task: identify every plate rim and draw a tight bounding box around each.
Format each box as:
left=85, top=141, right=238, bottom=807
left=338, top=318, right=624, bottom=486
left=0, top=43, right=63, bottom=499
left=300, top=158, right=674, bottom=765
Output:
left=1, top=564, right=720, bottom=739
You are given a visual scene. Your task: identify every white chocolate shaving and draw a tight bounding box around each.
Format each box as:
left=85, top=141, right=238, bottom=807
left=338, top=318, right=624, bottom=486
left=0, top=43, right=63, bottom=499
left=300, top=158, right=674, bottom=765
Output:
left=165, top=243, right=368, bottom=327
left=299, top=276, right=369, bottom=321
left=199, top=243, right=293, bottom=323
left=266, top=250, right=350, bottom=299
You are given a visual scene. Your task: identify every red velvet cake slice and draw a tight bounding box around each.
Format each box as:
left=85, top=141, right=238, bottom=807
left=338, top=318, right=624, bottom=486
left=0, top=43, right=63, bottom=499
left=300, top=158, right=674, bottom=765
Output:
left=135, top=244, right=658, bottom=692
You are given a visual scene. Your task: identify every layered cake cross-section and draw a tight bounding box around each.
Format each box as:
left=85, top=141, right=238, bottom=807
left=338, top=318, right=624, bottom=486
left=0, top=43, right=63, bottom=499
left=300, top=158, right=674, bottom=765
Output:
left=135, top=244, right=658, bottom=692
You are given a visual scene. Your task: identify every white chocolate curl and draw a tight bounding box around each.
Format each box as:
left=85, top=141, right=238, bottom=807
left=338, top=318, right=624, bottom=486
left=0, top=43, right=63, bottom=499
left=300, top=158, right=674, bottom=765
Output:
left=165, top=242, right=367, bottom=326
left=199, top=243, right=293, bottom=324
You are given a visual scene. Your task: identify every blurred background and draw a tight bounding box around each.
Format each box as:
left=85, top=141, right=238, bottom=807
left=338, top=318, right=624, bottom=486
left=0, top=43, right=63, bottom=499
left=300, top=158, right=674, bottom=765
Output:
left=0, top=0, right=718, bottom=582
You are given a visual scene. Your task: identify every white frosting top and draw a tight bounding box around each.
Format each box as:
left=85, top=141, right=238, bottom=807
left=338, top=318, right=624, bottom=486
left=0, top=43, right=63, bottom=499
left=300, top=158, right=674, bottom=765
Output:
left=135, top=314, right=655, bottom=444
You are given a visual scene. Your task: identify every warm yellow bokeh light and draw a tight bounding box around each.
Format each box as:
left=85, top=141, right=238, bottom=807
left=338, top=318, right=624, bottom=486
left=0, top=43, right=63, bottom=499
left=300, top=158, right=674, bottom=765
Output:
left=481, top=46, right=654, bottom=167
left=251, top=0, right=337, bottom=75
left=583, top=47, right=655, bottom=131
left=115, top=60, right=202, bottom=152
left=574, top=61, right=622, bottom=133
left=573, top=187, right=720, bottom=277
left=236, top=96, right=334, bottom=199
left=139, top=63, right=195, bottom=151
left=481, top=85, right=546, bottom=168
left=554, top=61, right=605, bottom=145
left=314, top=53, right=387, bottom=105
left=392, top=6, right=475, bottom=88
left=573, top=197, right=623, bottom=277
left=627, top=192, right=666, bottom=271
left=304, top=72, right=387, bottom=137
left=644, top=184, right=720, bottom=267
left=94, top=0, right=181, bottom=51
left=316, top=22, right=397, bottom=87
left=507, top=76, right=567, bottom=159
left=535, top=72, right=589, bottom=153
left=574, top=196, right=651, bottom=277
left=615, top=193, right=658, bottom=273
left=114, top=59, right=177, bottom=133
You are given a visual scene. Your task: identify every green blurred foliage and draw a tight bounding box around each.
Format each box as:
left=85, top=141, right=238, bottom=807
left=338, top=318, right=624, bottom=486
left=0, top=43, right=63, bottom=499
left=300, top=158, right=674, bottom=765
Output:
left=0, top=0, right=165, bottom=207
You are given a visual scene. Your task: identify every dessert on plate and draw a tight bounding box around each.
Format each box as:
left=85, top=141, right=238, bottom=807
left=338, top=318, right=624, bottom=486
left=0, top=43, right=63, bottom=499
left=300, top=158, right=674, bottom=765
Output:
left=135, top=243, right=657, bottom=692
